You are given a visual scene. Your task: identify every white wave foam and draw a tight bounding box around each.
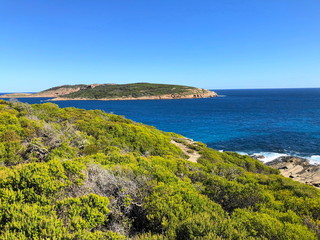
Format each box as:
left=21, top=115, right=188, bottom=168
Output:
left=234, top=151, right=320, bottom=165
left=251, top=152, right=289, bottom=163
left=307, top=155, right=320, bottom=165
left=235, top=151, right=289, bottom=163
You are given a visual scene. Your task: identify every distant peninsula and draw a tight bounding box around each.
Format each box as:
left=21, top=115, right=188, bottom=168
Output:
left=0, top=83, right=218, bottom=101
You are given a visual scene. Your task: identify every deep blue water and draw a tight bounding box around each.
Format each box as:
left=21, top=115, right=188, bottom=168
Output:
left=2, top=88, right=320, bottom=162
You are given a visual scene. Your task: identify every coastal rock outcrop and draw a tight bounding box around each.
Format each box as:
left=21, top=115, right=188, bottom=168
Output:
left=267, top=156, right=320, bottom=188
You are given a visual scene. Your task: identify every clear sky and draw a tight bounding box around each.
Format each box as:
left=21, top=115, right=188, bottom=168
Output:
left=1, top=1, right=319, bottom=92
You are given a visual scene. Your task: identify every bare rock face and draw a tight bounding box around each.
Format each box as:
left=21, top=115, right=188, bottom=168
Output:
left=266, top=156, right=320, bottom=188
left=87, top=84, right=102, bottom=89
left=190, top=88, right=218, bottom=98
left=0, top=84, right=103, bottom=99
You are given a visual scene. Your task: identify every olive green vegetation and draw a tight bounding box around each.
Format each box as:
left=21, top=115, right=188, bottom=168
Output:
left=62, top=83, right=202, bottom=99
left=0, top=99, right=319, bottom=240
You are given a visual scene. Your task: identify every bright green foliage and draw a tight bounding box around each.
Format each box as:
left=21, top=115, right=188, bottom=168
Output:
left=55, top=194, right=110, bottom=231
left=133, top=232, right=167, bottom=240
left=0, top=112, right=24, bottom=165
left=145, top=182, right=226, bottom=239
left=202, top=175, right=271, bottom=212
left=232, top=209, right=317, bottom=239
left=0, top=159, right=85, bottom=204
left=0, top=203, right=66, bottom=239
left=176, top=212, right=240, bottom=240
left=0, top=100, right=319, bottom=239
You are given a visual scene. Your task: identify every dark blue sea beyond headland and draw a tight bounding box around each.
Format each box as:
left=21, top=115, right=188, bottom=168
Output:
left=2, top=88, right=320, bottom=163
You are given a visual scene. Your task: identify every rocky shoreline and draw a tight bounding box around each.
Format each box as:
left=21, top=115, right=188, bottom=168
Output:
left=0, top=92, right=217, bottom=101
left=266, top=156, right=320, bottom=189
left=50, top=91, right=217, bottom=101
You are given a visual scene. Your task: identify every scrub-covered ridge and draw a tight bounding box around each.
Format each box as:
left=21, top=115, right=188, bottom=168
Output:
left=0, top=100, right=319, bottom=239
left=0, top=83, right=217, bottom=100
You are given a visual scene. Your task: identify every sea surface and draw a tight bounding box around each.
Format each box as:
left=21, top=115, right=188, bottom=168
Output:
left=2, top=88, right=320, bottom=164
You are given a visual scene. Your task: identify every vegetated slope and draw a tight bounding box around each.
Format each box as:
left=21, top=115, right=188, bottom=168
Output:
left=61, top=83, right=216, bottom=100
left=0, top=100, right=319, bottom=239
left=0, top=83, right=217, bottom=100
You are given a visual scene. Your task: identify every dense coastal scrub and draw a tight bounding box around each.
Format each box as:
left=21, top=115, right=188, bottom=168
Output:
left=0, top=99, right=319, bottom=239
left=61, top=83, right=211, bottom=99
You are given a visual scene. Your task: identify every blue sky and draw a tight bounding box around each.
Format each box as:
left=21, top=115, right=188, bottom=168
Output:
left=1, top=1, right=319, bottom=92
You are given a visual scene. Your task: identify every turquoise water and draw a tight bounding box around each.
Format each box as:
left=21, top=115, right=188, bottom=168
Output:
left=3, top=88, right=320, bottom=163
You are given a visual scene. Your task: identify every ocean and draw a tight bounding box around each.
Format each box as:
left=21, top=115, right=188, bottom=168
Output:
left=2, top=88, right=320, bottom=164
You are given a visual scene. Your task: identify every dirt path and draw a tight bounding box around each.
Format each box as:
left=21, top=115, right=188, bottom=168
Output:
left=171, top=139, right=201, bottom=163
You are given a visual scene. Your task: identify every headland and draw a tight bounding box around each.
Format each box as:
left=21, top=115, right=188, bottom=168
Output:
left=0, top=83, right=218, bottom=101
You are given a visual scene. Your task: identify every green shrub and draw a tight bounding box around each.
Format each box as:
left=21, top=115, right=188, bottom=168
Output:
left=56, top=194, right=110, bottom=231
left=0, top=100, right=319, bottom=239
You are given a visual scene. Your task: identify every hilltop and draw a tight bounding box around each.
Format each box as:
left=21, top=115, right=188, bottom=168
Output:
left=0, top=99, right=319, bottom=239
left=0, top=83, right=218, bottom=100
